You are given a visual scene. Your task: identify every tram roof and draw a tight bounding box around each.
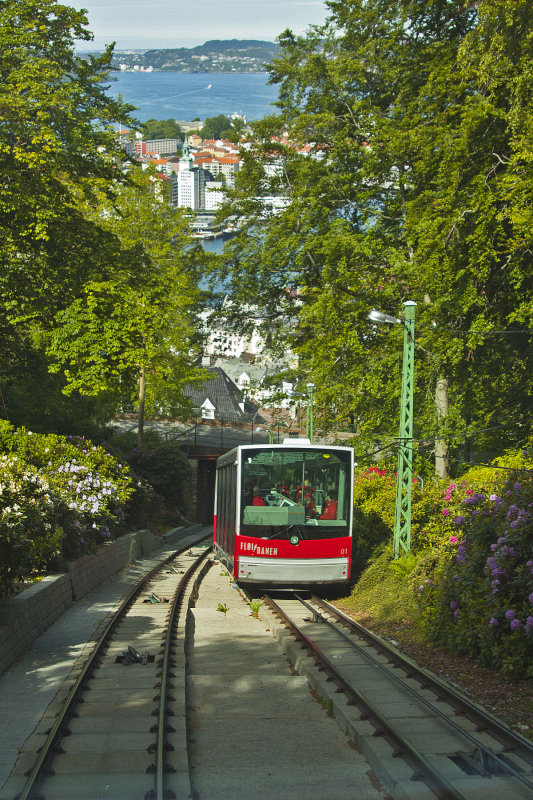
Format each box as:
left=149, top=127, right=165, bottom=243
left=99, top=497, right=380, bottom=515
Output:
left=216, top=440, right=354, bottom=468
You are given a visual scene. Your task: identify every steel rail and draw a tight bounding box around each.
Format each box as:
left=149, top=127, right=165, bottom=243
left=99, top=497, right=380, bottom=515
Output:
left=154, top=551, right=212, bottom=800
left=16, top=540, right=210, bottom=800
left=298, top=595, right=533, bottom=790
left=264, top=594, right=470, bottom=800
left=312, top=595, right=533, bottom=771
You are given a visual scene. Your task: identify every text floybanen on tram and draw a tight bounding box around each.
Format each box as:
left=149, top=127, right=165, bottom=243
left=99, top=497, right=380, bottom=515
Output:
left=214, top=440, right=355, bottom=587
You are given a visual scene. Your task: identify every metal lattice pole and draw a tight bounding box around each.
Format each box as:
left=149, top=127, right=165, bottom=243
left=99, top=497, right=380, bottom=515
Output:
left=306, top=383, right=315, bottom=442
left=393, top=301, right=416, bottom=559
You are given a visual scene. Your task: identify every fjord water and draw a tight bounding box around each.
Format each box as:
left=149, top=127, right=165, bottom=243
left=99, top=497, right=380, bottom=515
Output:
left=105, top=71, right=279, bottom=123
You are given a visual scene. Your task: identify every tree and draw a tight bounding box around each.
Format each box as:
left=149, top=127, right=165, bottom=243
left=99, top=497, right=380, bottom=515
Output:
left=200, top=115, right=233, bottom=140
left=46, top=168, right=207, bottom=448
left=0, top=0, right=136, bottom=289
left=211, top=0, right=533, bottom=469
left=0, top=0, right=137, bottom=429
left=142, top=118, right=183, bottom=142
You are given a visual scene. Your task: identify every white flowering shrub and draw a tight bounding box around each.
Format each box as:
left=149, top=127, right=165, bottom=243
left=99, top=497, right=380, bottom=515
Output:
left=0, top=422, right=144, bottom=596
left=0, top=455, right=63, bottom=596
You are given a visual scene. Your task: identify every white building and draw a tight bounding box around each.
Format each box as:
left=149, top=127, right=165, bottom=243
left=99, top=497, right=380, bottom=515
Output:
left=204, top=181, right=224, bottom=211
left=199, top=300, right=265, bottom=360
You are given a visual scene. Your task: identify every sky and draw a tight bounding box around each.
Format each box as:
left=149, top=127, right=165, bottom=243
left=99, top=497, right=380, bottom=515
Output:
left=73, top=0, right=330, bottom=51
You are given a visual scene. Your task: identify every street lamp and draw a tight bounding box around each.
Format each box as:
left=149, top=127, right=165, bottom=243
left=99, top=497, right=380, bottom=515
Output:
left=369, top=301, right=417, bottom=559
left=306, top=382, right=315, bottom=442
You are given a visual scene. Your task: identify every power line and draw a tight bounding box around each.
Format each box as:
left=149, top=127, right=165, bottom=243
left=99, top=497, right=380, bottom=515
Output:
left=417, top=324, right=533, bottom=337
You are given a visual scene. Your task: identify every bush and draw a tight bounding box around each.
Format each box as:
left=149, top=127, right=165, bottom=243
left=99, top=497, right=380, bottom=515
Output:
left=351, top=466, right=395, bottom=576
left=351, top=464, right=441, bottom=574
left=0, top=455, right=63, bottom=596
left=414, top=444, right=533, bottom=679
left=0, top=422, right=144, bottom=594
left=104, top=431, right=192, bottom=527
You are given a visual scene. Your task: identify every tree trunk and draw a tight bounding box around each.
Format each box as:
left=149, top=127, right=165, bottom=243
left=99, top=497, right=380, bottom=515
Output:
left=435, top=377, right=450, bottom=479
left=138, top=364, right=146, bottom=450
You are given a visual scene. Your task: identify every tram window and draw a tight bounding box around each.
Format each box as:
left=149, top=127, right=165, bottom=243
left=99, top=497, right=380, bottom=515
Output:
left=240, top=448, right=351, bottom=535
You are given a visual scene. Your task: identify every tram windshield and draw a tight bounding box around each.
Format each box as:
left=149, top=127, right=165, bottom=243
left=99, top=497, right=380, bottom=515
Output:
left=240, top=447, right=351, bottom=539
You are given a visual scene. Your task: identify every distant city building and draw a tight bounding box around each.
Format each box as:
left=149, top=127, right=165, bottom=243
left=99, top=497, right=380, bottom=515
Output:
left=135, top=138, right=181, bottom=157
left=200, top=303, right=265, bottom=360
left=204, top=181, right=224, bottom=211
left=175, top=120, right=204, bottom=133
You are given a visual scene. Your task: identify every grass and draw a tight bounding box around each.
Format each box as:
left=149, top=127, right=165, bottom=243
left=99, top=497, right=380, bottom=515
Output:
left=334, top=552, right=533, bottom=739
left=335, top=552, right=426, bottom=643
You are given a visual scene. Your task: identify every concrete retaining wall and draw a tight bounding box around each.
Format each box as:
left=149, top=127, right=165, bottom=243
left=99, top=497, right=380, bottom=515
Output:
left=0, top=574, right=72, bottom=675
left=0, top=525, right=200, bottom=676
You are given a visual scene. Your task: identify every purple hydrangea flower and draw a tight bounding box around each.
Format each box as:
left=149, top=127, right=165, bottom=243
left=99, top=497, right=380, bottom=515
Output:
left=513, top=482, right=522, bottom=491
left=529, top=592, right=533, bottom=606
left=510, top=618, right=522, bottom=631
left=505, top=609, right=516, bottom=620
left=489, top=617, right=499, bottom=626
left=450, top=601, right=458, bottom=610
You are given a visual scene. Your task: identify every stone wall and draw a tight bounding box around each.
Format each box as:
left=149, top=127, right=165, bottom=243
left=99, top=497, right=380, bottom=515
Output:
left=0, top=525, right=201, bottom=675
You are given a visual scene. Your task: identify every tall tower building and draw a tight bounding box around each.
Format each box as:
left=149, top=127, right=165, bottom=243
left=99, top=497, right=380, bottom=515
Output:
left=176, top=136, right=215, bottom=210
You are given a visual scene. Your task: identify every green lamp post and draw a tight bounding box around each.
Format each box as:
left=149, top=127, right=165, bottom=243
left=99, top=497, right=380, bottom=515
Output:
left=369, top=301, right=417, bottom=558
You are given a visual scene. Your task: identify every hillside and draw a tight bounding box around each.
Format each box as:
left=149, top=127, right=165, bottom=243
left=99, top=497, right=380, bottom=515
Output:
left=111, top=40, right=281, bottom=73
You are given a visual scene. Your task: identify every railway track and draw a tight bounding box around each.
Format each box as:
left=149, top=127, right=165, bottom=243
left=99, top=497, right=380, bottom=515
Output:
left=7, top=540, right=212, bottom=800
left=261, top=593, right=533, bottom=800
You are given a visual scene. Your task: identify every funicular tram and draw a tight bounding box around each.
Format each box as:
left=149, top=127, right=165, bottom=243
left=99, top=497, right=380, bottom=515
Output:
left=213, top=440, right=354, bottom=586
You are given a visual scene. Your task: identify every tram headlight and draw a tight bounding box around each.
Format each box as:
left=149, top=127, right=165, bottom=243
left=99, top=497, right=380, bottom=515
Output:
left=290, top=535, right=299, bottom=546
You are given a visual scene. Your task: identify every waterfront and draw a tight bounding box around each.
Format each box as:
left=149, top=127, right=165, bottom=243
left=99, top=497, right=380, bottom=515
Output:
left=105, top=71, right=279, bottom=123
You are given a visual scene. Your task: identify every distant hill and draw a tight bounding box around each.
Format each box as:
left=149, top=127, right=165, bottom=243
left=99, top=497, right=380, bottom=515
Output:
left=112, top=40, right=281, bottom=73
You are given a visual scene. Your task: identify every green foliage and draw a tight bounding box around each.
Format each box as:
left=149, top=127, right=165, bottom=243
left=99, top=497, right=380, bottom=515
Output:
left=345, top=443, right=533, bottom=679
left=0, top=334, right=116, bottom=436
left=0, top=0, right=136, bottom=313
left=0, top=454, right=64, bottom=596
left=388, top=553, right=419, bottom=581
left=46, top=168, right=207, bottom=441
left=350, top=464, right=447, bottom=574
left=351, top=466, right=395, bottom=575
left=141, top=118, right=183, bottom=142
left=200, top=115, right=234, bottom=140
left=414, top=444, right=533, bottom=679
left=339, top=548, right=423, bottom=632
left=105, top=431, right=192, bottom=521
left=0, top=421, right=145, bottom=595
left=249, top=598, right=263, bottom=615
left=211, top=0, right=533, bottom=459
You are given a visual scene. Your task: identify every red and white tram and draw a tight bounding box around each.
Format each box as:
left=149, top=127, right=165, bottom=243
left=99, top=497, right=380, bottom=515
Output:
left=213, top=440, right=354, bottom=586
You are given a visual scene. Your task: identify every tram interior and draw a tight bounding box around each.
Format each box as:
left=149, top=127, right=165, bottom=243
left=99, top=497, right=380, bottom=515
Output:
left=241, top=448, right=350, bottom=531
